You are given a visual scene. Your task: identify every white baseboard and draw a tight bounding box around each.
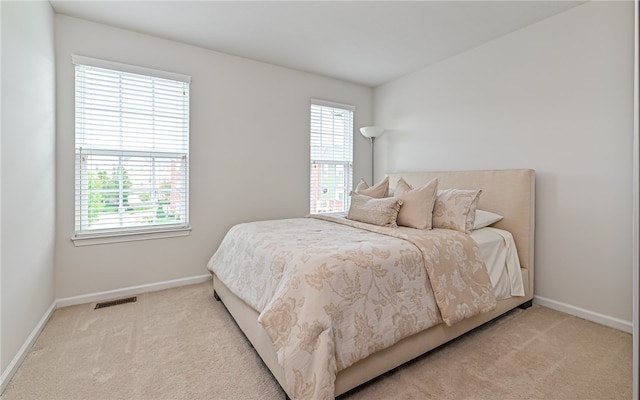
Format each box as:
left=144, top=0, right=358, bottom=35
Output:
left=0, top=301, right=56, bottom=394
left=56, top=274, right=212, bottom=308
left=534, top=295, right=633, bottom=334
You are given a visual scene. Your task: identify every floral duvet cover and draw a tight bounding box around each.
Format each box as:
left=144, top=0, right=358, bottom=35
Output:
left=207, top=215, right=496, bottom=399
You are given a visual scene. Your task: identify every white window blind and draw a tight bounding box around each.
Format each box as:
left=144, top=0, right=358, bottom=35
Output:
left=73, top=56, right=190, bottom=238
left=310, top=100, right=354, bottom=214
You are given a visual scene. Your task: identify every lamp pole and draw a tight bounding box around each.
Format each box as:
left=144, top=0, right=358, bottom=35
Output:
left=359, top=126, right=385, bottom=184
left=369, top=137, right=375, bottom=184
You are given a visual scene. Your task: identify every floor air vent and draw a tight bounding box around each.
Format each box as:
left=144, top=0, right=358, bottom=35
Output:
left=94, top=296, right=137, bottom=310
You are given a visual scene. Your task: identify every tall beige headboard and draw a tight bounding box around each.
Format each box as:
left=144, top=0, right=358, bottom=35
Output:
left=386, top=169, right=535, bottom=295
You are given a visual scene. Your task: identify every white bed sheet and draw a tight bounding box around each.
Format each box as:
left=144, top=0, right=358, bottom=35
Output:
left=471, top=227, right=525, bottom=300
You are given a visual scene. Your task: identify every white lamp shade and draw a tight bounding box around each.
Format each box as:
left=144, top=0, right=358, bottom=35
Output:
left=360, top=126, right=385, bottom=139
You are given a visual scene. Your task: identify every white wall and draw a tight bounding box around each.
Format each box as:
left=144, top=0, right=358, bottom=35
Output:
left=55, top=16, right=373, bottom=299
left=1, top=0, right=56, bottom=385
left=375, top=1, right=635, bottom=326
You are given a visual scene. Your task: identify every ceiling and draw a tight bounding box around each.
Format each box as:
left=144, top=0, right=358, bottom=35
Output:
left=49, top=1, right=585, bottom=87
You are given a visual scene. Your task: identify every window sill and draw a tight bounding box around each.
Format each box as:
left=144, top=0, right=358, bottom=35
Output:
left=71, top=226, right=191, bottom=247
left=311, top=211, right=347, bottom=218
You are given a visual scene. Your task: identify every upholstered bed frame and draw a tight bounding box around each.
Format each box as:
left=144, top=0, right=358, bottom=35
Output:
left=212, top=169, right=535, bottom=398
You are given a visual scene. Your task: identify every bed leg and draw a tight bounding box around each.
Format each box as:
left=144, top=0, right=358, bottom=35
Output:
left=213, top=290, right=221, bottom=301
left=519, top=299, right=533, bottom=309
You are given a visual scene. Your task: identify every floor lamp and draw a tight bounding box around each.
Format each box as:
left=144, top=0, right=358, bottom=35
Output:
left=359, top=126, right=385, bottom=184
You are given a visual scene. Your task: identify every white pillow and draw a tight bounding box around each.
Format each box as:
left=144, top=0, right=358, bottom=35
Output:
left=473, top=210, right=504, bottom=230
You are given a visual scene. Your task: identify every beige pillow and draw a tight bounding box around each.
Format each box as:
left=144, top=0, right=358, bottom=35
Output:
left=355, top=176, right=389, bottom=198
left=347, top=193, right=402, bottom=227
left=432, top=189, right=482, bottom=234
left=394, top=178, right=438, bottom=229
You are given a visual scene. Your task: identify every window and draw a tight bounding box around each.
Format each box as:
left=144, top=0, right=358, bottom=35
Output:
left=310, top=99, right=354, bottom=214
left=73, top=56, right=190, bottom=244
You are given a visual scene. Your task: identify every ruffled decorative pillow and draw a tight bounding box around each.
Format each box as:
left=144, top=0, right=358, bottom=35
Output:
left=347, top=192, right=402, bottom=227
left=394, top=178, right=439, bottom=229
left=432, top=189, right=482, bottom=234
left=355, top=176, right=389, bottom=198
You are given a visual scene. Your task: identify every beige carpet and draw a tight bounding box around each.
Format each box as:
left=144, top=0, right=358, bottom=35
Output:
left=1, top=281, right=631, bottom=400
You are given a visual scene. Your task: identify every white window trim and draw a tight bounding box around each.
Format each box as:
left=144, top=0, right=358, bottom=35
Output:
left=71, top=55, right=191, bottom=83
left=309, top=99, right=355, bottom=215
left=72, top=56, right=191, bottom=245
left=71, top=226, right=192, bottom=247
left=310, top=98, right=356, bottom=112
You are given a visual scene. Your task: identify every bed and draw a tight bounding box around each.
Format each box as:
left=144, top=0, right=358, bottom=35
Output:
left=207, top=169, right=535, bottom=399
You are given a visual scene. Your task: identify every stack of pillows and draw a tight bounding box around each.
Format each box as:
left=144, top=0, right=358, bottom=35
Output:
left=346, top=176, right=502, bottom=234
